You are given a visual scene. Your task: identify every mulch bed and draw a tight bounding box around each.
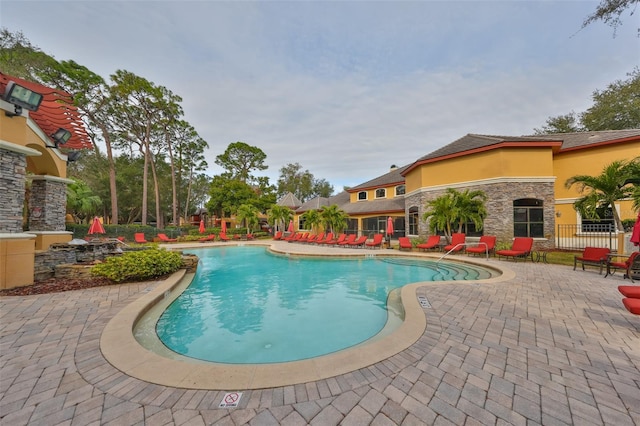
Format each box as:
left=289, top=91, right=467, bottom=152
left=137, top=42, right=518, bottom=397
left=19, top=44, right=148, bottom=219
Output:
left=0, top=277, right=115, bottom=296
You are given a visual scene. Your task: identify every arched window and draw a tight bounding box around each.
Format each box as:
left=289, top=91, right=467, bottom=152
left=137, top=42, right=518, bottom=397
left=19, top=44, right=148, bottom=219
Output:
left=514, top=198, right=544, bottom=238
left=408, top=206, right=419, bottom=235
left=358, top=191, right=367, bottom=201
left=395, top=185, right=406, bottom=196
left=375, top=188, right=386, bottom=198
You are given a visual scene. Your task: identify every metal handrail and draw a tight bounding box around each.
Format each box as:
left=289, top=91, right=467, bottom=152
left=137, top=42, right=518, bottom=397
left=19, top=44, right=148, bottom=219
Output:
left=436, top=242, right=489, bottom=265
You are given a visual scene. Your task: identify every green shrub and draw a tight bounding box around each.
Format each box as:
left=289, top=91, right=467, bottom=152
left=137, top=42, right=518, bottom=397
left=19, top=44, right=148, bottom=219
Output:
left=92, top=248, right=183, bottom=282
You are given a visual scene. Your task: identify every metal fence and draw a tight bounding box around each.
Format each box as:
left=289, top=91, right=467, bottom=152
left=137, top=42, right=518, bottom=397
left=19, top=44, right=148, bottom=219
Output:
left=556, top=224, right=615, bottom=251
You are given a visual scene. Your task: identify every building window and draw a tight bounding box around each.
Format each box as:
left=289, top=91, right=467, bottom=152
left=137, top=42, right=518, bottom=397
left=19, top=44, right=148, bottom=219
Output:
left=513, top=198, right=544, bottom=238
left=358, top=191, right=367, bottom=201
left=395, top=185, right=406, bottom=196
left=375, top=188, right=386, bottom=198
left=408, top=206, right=418, bottom=235
left=580, top=206, right=615, bottom=232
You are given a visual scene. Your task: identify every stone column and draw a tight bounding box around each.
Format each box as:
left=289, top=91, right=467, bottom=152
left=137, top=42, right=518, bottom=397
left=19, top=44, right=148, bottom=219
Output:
left=0, top=147, right=27, bottom=233
left=28, top=175, right=72, bottom=232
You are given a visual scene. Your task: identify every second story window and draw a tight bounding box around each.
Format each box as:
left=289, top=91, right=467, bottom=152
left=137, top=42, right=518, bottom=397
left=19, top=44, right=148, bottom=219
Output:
left=395, top=185, right=406, bottom=196
left=375, top=188, right=386, bottom=199
left=358, top=191, right=367, bottom=201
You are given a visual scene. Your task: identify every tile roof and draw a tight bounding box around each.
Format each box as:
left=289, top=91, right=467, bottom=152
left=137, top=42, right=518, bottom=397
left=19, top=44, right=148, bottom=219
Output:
left=349, top=165, right=410, bottom=191
left=277, top=192, right=302, bottom=209
left=0, top=72, right=93, bottom=150
left=530, top=129, right=640, bottom=151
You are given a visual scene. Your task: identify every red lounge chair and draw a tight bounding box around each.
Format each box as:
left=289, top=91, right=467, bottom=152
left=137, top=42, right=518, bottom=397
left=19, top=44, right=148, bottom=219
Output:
left=273, top=231, right=283, bottom=240
left=622, top=298, right=640, bottom=315
left=134, top=233, right=148, bottom=243
left=496, top=237, right=534, bottom=261
left=347, top=235, right=368, bottom=248
left=416, top=235, right=441, bottom=251
left=283, top=232, right=298, bottom=241
left=316, top=232, right=333, bottom=244
left=219, top=233, right=231, bottom=241
left=365, top=234, right=384, bottom=249
left=246, top=233, right=255, bottom=240
left=618, top=285, right=640, bottom=298
left=289, top=232, right=307, bottom=243
left=444, top=233, right=465, bottom=253
left=307, top=233, right=324, bottom=244
left=325, top=233, right=346, bottom=245
left=573, top=247, right=611, bottom=274
left=398, top=237, right=413, bottom=251
left=466, top=235, right=496, bottom=257
left=338, top=234, right=357, bottom=246
left=606, top=251, right=639, bottom=282
left=300, top=233, right=318, bottom=243
left=157, top=233, right=178, bottom=243
left=199, top=234, right=216, bottom=242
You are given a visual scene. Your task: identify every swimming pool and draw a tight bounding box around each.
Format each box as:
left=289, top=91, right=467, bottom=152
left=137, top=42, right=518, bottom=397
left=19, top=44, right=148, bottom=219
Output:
left=153, top=246, right=494, bottom=364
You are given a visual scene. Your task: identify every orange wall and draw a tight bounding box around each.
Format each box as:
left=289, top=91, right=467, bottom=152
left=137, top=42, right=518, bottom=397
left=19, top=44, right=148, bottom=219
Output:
left=405, top=147, right=554, bottom=192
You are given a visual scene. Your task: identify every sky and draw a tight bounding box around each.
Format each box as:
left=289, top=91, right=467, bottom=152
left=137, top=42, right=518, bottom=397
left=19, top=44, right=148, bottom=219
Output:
left=1, top=1, right=638, bottom=192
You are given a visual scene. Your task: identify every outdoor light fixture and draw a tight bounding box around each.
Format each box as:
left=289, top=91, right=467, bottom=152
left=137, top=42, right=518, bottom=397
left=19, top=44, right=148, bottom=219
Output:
left=51, top=128, right=72, bottom=147
left=3, top=81, right=43, bottom=116
left=66, top=151, right=82, bottom=163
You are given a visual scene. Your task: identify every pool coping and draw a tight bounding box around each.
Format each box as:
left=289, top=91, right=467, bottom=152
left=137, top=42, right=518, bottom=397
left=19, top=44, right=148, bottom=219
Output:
left=100, top=242, right=515, bottom=390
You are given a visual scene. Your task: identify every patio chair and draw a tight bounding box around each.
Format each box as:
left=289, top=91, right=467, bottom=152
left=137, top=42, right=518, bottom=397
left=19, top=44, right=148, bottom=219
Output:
left=365, top=233, right=384, bottom=249
left=316, top=232, right=333, bottom=244
left=606, top=251, right=640, bottom=282
left=338, top=234, right=357, bottom=246
left=443, top=233, right=466, bottom=253
left=618, top=285, right=640, bottom=298
left=416, top=235, right=441, bottom=251
left=398, top=237, right=413, bottom=251
left=199, top=234, right=216, bottom=242
left=157, top=233, right=178, bottom=243
left=622, top=298, right=640, bottom=315
left=273, top=231, right=283, bottom=240
left=466, top=235, right=496, bottom=257
left=574, top=247, right=611, bottom=274
left=219, top=233, right=231, bottom=241
left=496, top=237, right=534, bottom=261
left=347, top=235, right=368, bottom=248
left=134, top=233, right=148, bottom=244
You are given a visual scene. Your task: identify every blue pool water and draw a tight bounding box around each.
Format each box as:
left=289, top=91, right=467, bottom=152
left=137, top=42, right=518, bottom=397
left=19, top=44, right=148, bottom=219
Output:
left=156, top=246, right=493, bottom=364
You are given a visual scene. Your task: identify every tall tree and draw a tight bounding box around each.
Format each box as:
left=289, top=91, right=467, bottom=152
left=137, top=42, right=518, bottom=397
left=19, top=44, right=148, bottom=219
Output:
left=236, top=204, right=260, bottom=233
left=0, top=28, right=56, bottom=80
left=535, top=68, right=640, bottom=134
left=215, top=142, right=267, bottom=184
left=277, top=163, right=333, bottom=201
left=565, top=158, right=640, bottom=231
left=581, top=68, right=640, bottom=130
left=582, top=0, right=639, bottom=35
left=206, top=175, right=259, bottom=218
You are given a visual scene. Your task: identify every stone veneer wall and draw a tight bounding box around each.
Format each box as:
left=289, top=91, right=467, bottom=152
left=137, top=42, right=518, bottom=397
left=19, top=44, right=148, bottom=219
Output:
left=29, top=178, right=68, bottom=232
left=0, top=149, right=27, bottom=233
left=405, top=180, right=556, bottom=250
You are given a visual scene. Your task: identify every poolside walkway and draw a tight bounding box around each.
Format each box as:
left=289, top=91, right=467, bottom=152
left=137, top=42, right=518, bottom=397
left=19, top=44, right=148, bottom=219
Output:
left=1, top=241, right=639, bottom=425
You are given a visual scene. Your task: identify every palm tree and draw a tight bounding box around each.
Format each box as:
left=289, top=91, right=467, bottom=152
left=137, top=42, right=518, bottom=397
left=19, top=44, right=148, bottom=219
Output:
left=320, top=204, right=349, bottom=234
left=422, top=192, right=457, bottom=242
left=422, top=188, right=487, bottom=242
left=66, top=178, right=102, bottom=223
left=236, top=204, right=259, bottom=234
left=452, top=189, right=487, bottom=233
left=565, top=158, right=639, bottom=231
left=267, top=205, right=293, bottom=233
left=301, top=209, right=322, bottom=233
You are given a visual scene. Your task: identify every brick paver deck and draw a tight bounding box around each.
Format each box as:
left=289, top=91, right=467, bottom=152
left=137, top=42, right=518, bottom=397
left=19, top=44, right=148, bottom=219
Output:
left=1, top=243, right=639, bottom=425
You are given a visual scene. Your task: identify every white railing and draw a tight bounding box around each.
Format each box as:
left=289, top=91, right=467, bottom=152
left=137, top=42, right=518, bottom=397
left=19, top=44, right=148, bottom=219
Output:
left=436, top=242, right=489, bottom=265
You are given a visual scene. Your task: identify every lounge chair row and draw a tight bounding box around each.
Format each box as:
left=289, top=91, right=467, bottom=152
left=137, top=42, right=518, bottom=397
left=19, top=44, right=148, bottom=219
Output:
left=135, top=233, right=178, bottom=243
left=273, top=231, right=385, bottom=248
left=398, top=234, right=535, bottom=261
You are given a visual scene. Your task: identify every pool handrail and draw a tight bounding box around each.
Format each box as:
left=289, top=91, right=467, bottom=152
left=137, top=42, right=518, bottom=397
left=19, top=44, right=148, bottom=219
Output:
left=436, top=242, right=489, bottom=264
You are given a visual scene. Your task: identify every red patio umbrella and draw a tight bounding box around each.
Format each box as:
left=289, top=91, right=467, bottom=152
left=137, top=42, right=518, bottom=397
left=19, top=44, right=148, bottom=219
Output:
left=221, top=220, right=227, bottom=235
left=199, top=219, right=205, bottom=234
left=88, top=216, right=105, bottom=235
left=386, top=217, right=394, bottom=237
left=287, top=220, right=294, bottom=233
left=631, top=212, right=640, bottom=247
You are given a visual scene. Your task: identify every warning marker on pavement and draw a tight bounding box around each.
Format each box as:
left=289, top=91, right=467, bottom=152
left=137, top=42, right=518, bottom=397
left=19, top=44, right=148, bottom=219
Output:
left=219, top=392, right=243, bottom=408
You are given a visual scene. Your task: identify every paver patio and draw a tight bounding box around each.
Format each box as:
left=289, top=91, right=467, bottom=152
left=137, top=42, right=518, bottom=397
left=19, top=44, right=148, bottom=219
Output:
left=1, top=242, right=639, bottom=425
